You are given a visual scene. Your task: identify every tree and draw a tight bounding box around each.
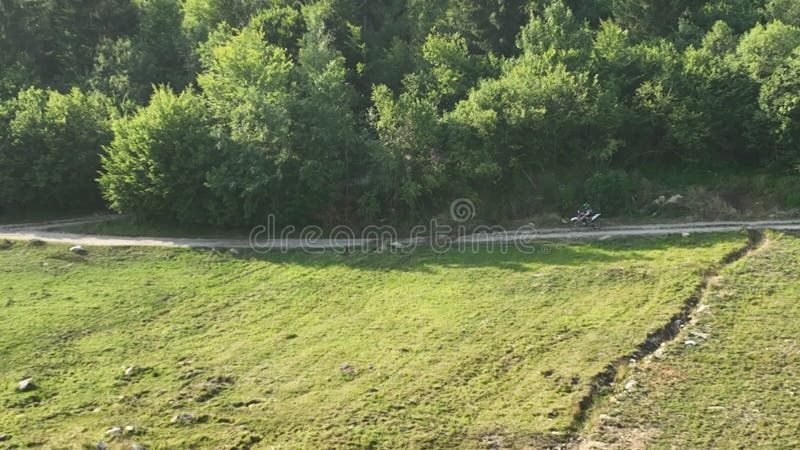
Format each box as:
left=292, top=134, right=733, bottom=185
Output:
left=0, top=87, right=114, bottom=210
left=611, top=0, right=703, bottom=38
left=517, top=0, right=593, bottom=69
left=437, top=0, right=530, bottom=57
left=0, top=0, right=138, bottom=93
left=198, top=23, right=295, bottom=224
left=681, top=21, right=761, bottom=166
left=134, top=0, right=192, bottom=93
left=99, top=87, right=218, bottom=223
left=249, top=4, right=305, bottom=57
left=759, top=50, right=800, bottom=161
left=766, top=0, right=800, bottom=27
left=87, top=0, right=191, bottom=106
left=182, top=0, right=275, bottom=40
left=448, top=52, right=601, bottom=205
left=737, top=21, right=800, bottom=83
left=289, top=2, right=366, bottom=223
left=368, top=81, right=451, bottom=218
left=421, top=32, right=484, bottom=109
left=88, top=37, right=145, bottom=107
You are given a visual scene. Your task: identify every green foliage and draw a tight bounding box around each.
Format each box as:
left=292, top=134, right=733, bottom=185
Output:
left=134, top=0, right=193, bottom=94
left=758, top=50, right=800, bottom=159
left=369, top=83, right=447, bottom=216
left=0, top=0, right=138, bottom=95
left=451, top=53, right=601, bottom=174
left=99, top=87, right=217, bottom=224
left=422, top=32, right=479, bottom=108
left=0, top=87, right=114, bottom=211
left=290, top=2, right=365, bottom=223
left=611, top=0, right=704, bottom=38
left=181, top=0, right=275, bottom=40
left=197, top=24, right=295, bottom=224
left=249, top=4, right=305, bottom=56
left=88, top=37, right=145, bottom=106
left=3, top=0, right=800, bottom=223
left=766, top=0, right=800, bottom=27
left=584, top=169, right=636, bottom=212
left=517, top=0, right=593, bottom=67
left=431, top=0, right=530, bottom=57
left=681, top=21, right=761, bottom=166
left=737, top=21, right=800, bottom=83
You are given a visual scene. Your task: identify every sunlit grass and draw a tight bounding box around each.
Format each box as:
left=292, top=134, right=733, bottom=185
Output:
left=583, top=232, right=800, bottom=449
left=0, top=234, right=746, bottom=448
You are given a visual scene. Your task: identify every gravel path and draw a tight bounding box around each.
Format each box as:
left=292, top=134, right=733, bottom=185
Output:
left=2, top=215, right=800, bottom=250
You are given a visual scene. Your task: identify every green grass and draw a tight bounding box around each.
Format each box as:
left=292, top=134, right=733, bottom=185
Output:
left=0, top=234, right=747, bottom=449
left=582, top=232, right=800, bottom=449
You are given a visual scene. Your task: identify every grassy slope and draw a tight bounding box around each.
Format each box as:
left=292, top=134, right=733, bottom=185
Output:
left=0, top=235, right=745, bottom=449
left=582, top=232, right=800, bottom=449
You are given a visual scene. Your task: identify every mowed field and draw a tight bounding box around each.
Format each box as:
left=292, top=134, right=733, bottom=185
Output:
left=0, top=234, right=748, bottom=449
left=581, top=232, right=800, bottom=450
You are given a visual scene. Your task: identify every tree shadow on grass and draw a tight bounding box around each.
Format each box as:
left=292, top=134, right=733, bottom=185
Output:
left=216, top=232, right=745, bottom=273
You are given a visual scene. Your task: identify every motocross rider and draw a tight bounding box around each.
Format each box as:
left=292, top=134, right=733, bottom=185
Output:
left=579, top=202, right=594, bottom=223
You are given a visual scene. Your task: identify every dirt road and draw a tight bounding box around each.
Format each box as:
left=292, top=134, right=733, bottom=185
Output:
left=2, top=215, right=800, bottom=250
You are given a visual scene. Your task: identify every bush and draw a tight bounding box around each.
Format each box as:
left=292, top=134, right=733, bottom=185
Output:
left=584, top=170, right=636, bottom=214
left=0, top=87, right=114, bottom=210
left=99, top=87, right=219, bottom=224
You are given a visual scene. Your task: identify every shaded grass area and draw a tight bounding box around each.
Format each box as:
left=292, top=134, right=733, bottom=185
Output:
left=582, top=232, right=800, bottom=449
left=0, top=234, right=746, bottom=449
left=55, top=216, right=253, bottom=239
left=0, top=209, right=103, bottom=226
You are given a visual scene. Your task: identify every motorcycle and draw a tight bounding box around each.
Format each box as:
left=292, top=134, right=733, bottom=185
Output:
left=569, top=211, right=601, bottom=230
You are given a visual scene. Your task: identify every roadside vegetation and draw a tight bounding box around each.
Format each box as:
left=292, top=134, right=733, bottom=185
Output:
left=578, top=231, right=800, bottom=449
left=0, top=233, right=746, bottom=448
left=1, top=0, right=800, bottom=226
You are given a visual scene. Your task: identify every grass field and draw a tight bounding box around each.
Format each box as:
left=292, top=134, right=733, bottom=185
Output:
left=580, top=232, right=800, bottom=450
left=0, top=234, right=748, bottom=449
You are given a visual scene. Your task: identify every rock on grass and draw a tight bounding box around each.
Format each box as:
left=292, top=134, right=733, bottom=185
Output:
left=16, top=378, right=34, bottom=392
left=170, top=413, right=195, bottom=424
left=69, top=245, right=87, bottom=255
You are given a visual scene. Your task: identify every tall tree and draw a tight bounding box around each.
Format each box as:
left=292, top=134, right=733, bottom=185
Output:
left=197, top=23, right=296, bottom=224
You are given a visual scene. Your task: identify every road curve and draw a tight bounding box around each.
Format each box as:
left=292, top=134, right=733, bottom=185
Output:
left=1, top=215, right=800, bottom=251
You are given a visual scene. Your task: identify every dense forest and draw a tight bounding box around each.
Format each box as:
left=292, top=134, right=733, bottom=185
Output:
left=1, top=0, right=799, bottom=226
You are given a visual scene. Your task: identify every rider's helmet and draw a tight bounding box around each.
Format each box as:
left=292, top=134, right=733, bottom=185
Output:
left=583, top=202, right=590, bottom=210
